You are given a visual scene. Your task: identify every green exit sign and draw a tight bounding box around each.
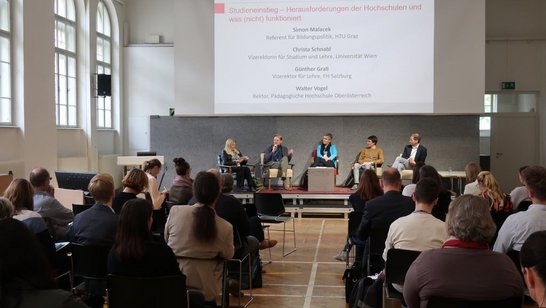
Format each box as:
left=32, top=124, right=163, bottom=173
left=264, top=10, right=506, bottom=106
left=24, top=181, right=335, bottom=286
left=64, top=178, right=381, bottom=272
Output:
left=501, top=81, right=516, bottom=90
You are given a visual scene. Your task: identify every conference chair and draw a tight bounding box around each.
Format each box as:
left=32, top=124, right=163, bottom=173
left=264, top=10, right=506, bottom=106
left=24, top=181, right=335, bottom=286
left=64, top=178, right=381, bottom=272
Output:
left=259, top=153, right=294, bottom=190
left=516, top=200, right=532, bottom=212
left=346, top=211, right=364, bottom=267
left=254, top=193, right=296, bottom=259
left=70, top=243, right=110, bottom=296
left=383, top=249, right=421, bottom=308
left=72, top=203, right=92, bottom=216
left=107, top=274, right=189, bottom=308
left=426, top=296, right=523, bottom=308
left=222, top=230, right=253, bottom=308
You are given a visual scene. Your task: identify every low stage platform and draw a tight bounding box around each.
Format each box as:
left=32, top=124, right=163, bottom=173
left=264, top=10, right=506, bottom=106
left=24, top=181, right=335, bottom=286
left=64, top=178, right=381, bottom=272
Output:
left=233, top=187, right=353, bottom=218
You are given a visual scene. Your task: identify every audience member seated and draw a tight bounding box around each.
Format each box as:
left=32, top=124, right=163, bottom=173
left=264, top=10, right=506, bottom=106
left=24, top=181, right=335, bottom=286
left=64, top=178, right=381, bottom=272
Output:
left=222, top=138, right=256, bottom=192
left=0, top=218, right=88, bottom=308
left=391, top=133, right=427, bottom=175
left=112, top=168, right=148, bottom=214
left=477, top=171, right=512, bottom=242
left=0, top=196, right=14, bottom=219
left=30, top=167, right=73, bottom=241
left=169, top=157, right=193, bottom=205
left=510, top=166, right=531, bottom=211
left=403, top=195, right=524, bottom=307
left=463, top=162, right=481, bottom=195
left=4, top=179, right=56, bottom=268
left=520, top=230, right=546, bottom=307
left=68, top=173, right=118, bottom=246
left=352, top=135, right=384, bottom=189
left=494, top=165, right=546, bottom=253
left=143, top=159, right=167, bottom=210
left=311, top=133, right=338, bottom=168
left=108, top=198, right=181, bottom=277
left=356, top=168, right=414, bottom=273
left=334, top=169, right=383, bottom=262
left=418, top=165, right=452, bottom=221
left=262, top=134, right=294, bottom=190
left=165, top=171, right=234, bottom=306
left=383, top=178, right=448, bottom=292
left=401, top=162, right=425, bottom=197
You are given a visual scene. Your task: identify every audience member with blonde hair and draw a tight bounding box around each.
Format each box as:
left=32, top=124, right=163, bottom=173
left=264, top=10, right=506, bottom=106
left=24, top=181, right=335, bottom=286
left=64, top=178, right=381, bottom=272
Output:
left=68, top=173, right=118, bottom=246
left=463, top=162, right=481, bottom=195
left=112, top=168, right=149, bottom=214
left=477, top=171, right=512, bottom=240
left=222, top=138, right=256, bottom=192
left=404, top=195, right=523, bottom=307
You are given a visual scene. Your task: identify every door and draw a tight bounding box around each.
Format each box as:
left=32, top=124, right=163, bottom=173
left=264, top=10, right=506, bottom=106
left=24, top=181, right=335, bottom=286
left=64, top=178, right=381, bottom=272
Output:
left=490, top=113, right=538, bottom=192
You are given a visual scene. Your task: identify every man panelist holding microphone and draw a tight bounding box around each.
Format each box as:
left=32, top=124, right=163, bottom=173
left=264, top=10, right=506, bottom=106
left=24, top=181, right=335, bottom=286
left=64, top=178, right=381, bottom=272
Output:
left=263, top=134, right=294, bottom=190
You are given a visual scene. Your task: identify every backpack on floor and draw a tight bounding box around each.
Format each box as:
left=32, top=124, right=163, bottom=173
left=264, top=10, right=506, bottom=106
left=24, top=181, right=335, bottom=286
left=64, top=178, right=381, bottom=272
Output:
left=348, top=276, right=375, bottom=308
left=342, top=265, right=362, bottom=303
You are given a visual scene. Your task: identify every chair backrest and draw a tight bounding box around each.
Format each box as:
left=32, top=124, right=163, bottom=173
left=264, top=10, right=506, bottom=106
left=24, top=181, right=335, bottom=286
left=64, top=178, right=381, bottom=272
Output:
left=260, top=153, right=265, bottom=165
left=506, top=249, right=523, bottom=278
left=70, top=243, right=110, bottom=280
left=347, top=211, right=363, bottom=237
left=384, top=248, right=421, bottom=285
left=426, top=295, right=523, bottom=308
left=108, top=274, right=188, bottom=308
left=516, top=200, right=532, bottom=212
left=254, top=193, right=285, bottom=216
left=72, top=203, right=92, bottom=216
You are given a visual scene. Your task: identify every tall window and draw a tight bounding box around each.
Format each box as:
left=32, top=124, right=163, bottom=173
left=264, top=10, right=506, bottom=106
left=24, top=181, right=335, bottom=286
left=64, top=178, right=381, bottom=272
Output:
left=0, top=0, right=11, bottom=124
left=54, top=0, right=77, bottom=127
left=96, top=1, right=112, bottom=129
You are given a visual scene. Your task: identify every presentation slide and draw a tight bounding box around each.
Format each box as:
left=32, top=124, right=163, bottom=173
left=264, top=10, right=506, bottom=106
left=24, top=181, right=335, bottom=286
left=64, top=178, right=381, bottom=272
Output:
left=214, top=0, right=434, bottom=114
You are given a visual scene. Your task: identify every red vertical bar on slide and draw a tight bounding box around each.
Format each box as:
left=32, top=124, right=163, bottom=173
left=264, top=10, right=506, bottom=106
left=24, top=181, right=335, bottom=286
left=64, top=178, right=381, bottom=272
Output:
left=214, top=3, right=225, bottom=14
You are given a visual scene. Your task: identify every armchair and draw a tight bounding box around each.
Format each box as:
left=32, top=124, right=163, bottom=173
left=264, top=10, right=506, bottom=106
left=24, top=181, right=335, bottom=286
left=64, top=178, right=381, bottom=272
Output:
left=259, top=153, right=294, bottom=190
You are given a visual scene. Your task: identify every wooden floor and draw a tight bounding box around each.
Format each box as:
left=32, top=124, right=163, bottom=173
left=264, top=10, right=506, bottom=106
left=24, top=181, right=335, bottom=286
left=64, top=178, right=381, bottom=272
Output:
left=227, top=217, right=348, bottom=308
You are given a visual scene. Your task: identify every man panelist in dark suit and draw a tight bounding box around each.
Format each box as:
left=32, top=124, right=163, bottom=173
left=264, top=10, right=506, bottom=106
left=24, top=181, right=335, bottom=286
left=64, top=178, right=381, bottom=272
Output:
left=356, top=168, right=414, bottom=273
left=391, top=133, right=427, bottom=175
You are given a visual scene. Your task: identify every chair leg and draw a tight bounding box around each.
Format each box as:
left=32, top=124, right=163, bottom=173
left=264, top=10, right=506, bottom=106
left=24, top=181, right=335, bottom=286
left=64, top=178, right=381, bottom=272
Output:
left=281, top=219, right=297, bottom=257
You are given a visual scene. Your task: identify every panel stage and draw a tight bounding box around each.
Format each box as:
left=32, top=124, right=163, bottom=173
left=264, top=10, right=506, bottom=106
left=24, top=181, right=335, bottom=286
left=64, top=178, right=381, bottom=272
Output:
left=233, top=187, right=353, bottom=218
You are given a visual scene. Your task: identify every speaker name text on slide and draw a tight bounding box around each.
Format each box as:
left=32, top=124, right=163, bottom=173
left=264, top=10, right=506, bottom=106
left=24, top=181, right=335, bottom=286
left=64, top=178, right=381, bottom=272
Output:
left=214, top=0, right=434, bottom=114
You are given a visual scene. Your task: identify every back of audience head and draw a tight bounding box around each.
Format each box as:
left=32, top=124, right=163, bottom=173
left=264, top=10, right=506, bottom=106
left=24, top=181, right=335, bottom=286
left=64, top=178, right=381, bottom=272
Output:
left=3, top=179, right=34, bottom=212
left=88, top=173, right=115, bottom=203
left=464, top=162, right=481, bottom=182
left=29, top=167, right=50, bottom=188
left=143, top=159, right=162, bottom=173
left=414, top=178, right=440, bottom=204
left=381, top=168, right=401, bottom=187
left=113, top=198, right=153, bottom=261
left=520, top=230, right=546, bottom=304
left=173, top=157, right=190, bottom=177
left=0, top=218, right=55, bottom=294
left=522, top=165, right=546, bottom=202
left=356, top=169, right=383, bottom=201
left=419, top=165, right=443, bottom=188
left=446, top=195, right=496, bottom=244
left=477, top=171, right=500, bottom=192
left=221, top=173, right=234, bottom=194
left=0, top=197, right=14, bottom=220
left=411, top=161, right=426, bottom=184
left=192, top=171, right=220, bottom=243
left=121, top=169, right=148, bottom=193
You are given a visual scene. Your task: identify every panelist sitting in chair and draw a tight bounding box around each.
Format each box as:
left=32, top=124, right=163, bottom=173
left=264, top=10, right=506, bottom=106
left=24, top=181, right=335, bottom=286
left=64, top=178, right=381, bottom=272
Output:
left=352, top=135, right=384, bottom=189
left=391, top=133, right=427, bottom=175
left=263, top=134, right=294, bottom=190
left=311, top=133, right=338, bottom=168
left=222, top=138, right=256, bottom=192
